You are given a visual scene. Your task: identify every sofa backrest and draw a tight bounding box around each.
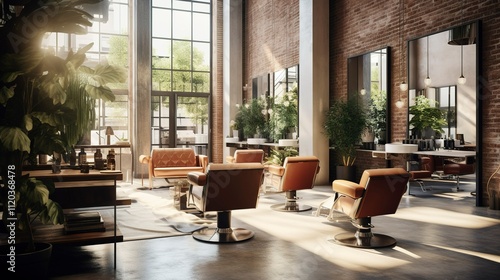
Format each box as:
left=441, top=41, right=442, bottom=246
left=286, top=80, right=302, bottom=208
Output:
left=151, top=148, right=197, bottom=168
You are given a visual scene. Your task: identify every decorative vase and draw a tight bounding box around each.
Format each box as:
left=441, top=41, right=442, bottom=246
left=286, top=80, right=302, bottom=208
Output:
left=232, top=130, right=239, bottom=139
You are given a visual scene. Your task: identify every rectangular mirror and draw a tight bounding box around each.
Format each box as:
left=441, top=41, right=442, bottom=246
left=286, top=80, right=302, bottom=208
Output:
left=348, top=47, right=390, bottom=149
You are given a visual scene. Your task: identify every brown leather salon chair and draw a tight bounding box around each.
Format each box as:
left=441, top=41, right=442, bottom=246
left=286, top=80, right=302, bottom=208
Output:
left=226, top=149, right=265, bottom=164
left=328, top=168, right=409, bottom=248
left=443, top=157, right=475, bottom=191
left=267, top=156, right=320, bottom=212
left=187, top=163, right=264, bottom=243
left=408, top=156, right=432, bottom=194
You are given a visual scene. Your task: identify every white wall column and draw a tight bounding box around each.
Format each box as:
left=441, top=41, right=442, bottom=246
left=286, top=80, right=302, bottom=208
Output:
left=299, top=0, right=330, bottom=185
left=223, top=0, right=244, bottom=160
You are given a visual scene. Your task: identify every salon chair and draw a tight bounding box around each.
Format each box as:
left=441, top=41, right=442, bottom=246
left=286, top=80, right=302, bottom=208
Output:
left=225, top=149, right=264, bottom=163
left=187, top=163, right=265, bottom=243
left=328, top=168, right=409, bottom=248
left=443, top=157, right=475, bottom=191
left=408, top=156, right=432, bottom=194
left=267, top=156, right=320, bottom=212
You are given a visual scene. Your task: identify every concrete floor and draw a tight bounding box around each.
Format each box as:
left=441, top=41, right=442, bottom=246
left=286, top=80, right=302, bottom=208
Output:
left=48, top=178, right=500, bottom=280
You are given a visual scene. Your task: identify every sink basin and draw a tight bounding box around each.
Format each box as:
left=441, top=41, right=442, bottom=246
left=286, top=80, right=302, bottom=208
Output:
left=247, top=138, right=267, bottom=145
left=385, top=143, right=418, bottom=154
left=278, top=139, right=298, bottom=147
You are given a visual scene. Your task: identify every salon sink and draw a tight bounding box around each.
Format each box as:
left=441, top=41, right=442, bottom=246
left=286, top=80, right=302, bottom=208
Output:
left=385, top=143, right=418, bottom=154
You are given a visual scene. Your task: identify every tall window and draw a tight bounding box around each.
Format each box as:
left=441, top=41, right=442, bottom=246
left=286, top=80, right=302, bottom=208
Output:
left=151, top=0, right=211, bottom=154
left=42, top=0, right=130, bottom=145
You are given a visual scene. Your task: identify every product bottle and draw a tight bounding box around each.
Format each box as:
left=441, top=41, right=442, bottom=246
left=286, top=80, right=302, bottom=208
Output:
left=94, top=148, right=103, bottom=170
left=107, top=149, right=116, bottom=170
left=78, top=148, right=87, bottom=165
left=69, top=147, right=77, bottom=166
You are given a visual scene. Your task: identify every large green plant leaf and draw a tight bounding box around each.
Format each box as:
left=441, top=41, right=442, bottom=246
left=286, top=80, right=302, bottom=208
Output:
left=0, top=86, right=15, bottom=106
left=0, top=126, right=31, bottom=152
left=85, top=84, right=115, bottom=101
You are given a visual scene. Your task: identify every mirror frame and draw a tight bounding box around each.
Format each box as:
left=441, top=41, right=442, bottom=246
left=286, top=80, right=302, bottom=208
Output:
left=406, top=20, right=482, bottom=206
left=347, top=47, right=391, bottom=146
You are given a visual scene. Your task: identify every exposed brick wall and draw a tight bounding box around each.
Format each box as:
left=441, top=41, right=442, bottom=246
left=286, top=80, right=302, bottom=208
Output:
left=216, top=0, right=499, bottom=205
left=330, top=0, right=500, bottom=205
left=244, top=0, right=299, bottom=96
left=211, top=0, right=224, bottom=163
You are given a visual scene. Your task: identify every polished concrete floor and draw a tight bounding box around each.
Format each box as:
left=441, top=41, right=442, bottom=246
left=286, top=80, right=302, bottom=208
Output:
left=48, top=178, right=500, bottom=280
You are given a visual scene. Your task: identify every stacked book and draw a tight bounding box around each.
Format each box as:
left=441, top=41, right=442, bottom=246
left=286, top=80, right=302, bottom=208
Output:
left=64, top=211, right=105, bottom=234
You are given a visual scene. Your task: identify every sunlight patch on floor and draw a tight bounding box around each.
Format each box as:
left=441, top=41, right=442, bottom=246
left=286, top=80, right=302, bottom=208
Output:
left=424, top=243, right=500, bottom=263
left=388, top=207, right=500, bottom=228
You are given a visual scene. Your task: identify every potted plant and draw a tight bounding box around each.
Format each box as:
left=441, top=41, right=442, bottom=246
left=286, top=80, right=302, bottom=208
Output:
left=324, top=98, right=367, bottom=181
left=269, top=88, right=298, bottom=142
left=265, top=147, right=299, bottom=166
left=0, top=1, right=120, bottom=277
left=409, top=95, right=447, bottom=139
left=234, top=96, right=269, bottom=143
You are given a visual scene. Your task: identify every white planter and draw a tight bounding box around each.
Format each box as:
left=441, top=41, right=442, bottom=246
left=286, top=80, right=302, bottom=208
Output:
left=278, top=139, right=298, bottom=147
left=247, top=138, right=267, bottom=145
left=232, top=130, right=239, bottom=138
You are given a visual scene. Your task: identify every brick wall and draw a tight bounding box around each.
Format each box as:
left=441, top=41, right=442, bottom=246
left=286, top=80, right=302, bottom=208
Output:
left=215, top=0, right=500, bottom=205
left=330, top=0, right=500, bottom=205
left=244, top=0, right=299, bottom=98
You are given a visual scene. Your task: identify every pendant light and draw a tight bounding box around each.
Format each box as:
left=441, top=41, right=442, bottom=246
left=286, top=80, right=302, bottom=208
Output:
left=458, top=45, right=466, bottom=84
left=424, top=36, right=432, bottom=87
left=396, top=0, right=406, bottom=108
left=457, top=0, right=466, bottom=85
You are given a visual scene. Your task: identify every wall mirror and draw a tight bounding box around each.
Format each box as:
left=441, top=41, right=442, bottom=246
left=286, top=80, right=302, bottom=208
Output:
left=407, top=20, right=482, bottom=206
left=251, top=73, right=270, bottom=99
left=347, top=47, right=390, bottom=147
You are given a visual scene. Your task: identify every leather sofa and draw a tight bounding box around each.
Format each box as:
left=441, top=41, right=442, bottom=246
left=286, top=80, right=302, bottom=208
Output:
left=139, top=148, right=208, bottom=189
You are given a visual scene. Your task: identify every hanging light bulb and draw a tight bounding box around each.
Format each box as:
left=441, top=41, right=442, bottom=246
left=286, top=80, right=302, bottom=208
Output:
left=360, top=88, right=366, bottom=95
left=424, top=36, right=431, bottom=87
left=458, top=45, right=466, bottom=85
left=395, top=99, right=404, bottom=108
left=424, top=76, right=432, bottom=87
left=399, top=81, right=408, bottom=91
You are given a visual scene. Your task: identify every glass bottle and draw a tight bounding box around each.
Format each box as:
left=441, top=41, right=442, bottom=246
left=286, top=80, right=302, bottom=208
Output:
left=107, top=149, right=116, bottom=170
left=78, top=148, right=87, bottom=166
left=69, top=147, right=77, bottom=166
left=94, top=148, right=104, bottom=170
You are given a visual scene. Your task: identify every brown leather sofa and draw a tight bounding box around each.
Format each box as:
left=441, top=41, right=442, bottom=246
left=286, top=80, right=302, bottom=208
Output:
left=328, top=168, right=409, bottom=248
left=187, top=163, right=265, bottom=243
left=139, top=148, right=208, bottom=189
left=267, top=156, right=320, bottom=212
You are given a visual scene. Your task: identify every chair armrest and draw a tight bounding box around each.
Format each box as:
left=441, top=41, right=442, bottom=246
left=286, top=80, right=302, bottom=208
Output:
left=332, top=180, right=364, bottom=199
left=139, top=155, right=150, bottom=164
left=187, top=171, right=207, bottom=186
left=226, top=156, right=236, bottom=163
left=267, top=164, right=285, bottom=176
left=197, top=155, right=209, bottom=173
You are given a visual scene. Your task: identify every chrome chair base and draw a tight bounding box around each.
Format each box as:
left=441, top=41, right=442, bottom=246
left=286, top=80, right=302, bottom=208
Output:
left=271, top=203, right=312, bottom=212
left=330, top=232, right=397, bottom=248
left=192, top=228, right=254, bottom=243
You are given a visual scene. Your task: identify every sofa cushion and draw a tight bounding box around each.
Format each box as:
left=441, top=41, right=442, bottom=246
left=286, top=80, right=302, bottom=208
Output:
left=153, top=166, right=204, bottom=178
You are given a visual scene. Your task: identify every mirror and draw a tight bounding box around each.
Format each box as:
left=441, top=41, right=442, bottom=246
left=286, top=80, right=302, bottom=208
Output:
left=348, top=47, right=390, bottom=148
left=252, top=73, right=270, bottom=99
left=270, top=65, right=299, bottom=141
left=407, top=21, right=482, bottom=205
left=408, top=22, right=477, bottom=143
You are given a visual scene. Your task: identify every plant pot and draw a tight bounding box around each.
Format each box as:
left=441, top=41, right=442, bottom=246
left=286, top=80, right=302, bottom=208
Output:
left=1, top=242, right=52, bottom=279
left=336, top=165, right=356, bottom=181
left=489, top=190, right=500, bottom=210
left=247, top=138, right=267, bottom=145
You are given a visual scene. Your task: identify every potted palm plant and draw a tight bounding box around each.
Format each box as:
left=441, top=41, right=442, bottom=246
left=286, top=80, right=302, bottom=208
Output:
left=0, top=1, right=123, bottom=277
left=324, top=98, right=367, bottom=181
